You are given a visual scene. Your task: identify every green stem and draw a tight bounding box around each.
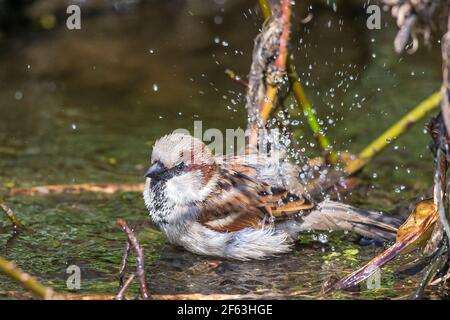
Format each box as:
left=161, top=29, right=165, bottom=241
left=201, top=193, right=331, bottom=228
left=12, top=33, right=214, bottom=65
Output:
left=0, top=256, right=54, bottom=299
left=287, top=62, right=337, bottom=164
left=257, top=0, right=272, bottom=19
left=345, top=91, right=442, bottom=174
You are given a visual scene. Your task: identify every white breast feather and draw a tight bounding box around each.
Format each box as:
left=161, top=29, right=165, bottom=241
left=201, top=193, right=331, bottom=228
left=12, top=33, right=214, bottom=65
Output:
left=143, top=161, right=294, bottom=260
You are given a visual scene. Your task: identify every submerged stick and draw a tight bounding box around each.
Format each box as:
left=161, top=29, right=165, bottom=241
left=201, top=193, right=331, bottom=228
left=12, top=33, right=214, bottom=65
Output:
left=7, top=289, right=314, bottom=300
left=10, top=182, right=144, bottom=196
left=345, top=91, right=442, bottom=175
left=116, top=219, right=150, bottom=300
left=0, top=256, right=54, bottom=299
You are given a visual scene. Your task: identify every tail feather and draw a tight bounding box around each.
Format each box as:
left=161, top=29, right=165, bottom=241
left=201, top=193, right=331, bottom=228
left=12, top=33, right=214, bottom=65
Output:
left=297, top=200, right=403, bottom=241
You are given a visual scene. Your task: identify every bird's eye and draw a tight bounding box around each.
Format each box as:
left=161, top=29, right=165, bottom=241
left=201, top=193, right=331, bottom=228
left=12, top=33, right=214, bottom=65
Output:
left=175, top=162, right=186, bottom=171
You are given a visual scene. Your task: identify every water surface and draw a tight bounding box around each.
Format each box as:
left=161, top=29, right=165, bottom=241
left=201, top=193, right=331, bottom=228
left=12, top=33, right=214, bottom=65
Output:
left=0, top=1, right=444, bottom=299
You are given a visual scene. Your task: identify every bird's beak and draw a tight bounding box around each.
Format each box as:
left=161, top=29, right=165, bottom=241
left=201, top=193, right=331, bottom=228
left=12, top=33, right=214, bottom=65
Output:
left=144, top=161, right=166, bottom=179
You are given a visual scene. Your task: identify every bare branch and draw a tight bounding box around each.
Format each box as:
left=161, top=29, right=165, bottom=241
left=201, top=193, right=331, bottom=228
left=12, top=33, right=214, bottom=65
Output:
left=0, top=256, right=54, bottom=299
left=115, top=274, right=135, bottom=300
left=116, top=219, right=150, bottom=300
left=10, top=183, right=144, bottom=196
left=0, top=203, right=26, bottom=231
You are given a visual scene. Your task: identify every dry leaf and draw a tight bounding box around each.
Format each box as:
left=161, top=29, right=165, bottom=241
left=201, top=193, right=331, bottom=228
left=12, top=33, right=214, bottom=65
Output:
left=330, top=199, right=438, bottom=292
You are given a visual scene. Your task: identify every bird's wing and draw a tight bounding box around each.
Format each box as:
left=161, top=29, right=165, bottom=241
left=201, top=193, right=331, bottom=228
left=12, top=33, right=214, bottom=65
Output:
left=198, top=167, right=270, bottom=232
left=198, top=164, right=314, bottom=233
left=263, top=192, right=314, bottom=220
left=223, top=154, right=309, bottom=197
left=224, top=156, right=314, bottom=217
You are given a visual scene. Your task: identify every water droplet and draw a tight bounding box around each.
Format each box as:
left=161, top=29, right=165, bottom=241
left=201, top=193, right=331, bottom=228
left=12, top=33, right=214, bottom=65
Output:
left=14, top=91, right=23, bottom=100
left=318, top=234, right=328, bottom=243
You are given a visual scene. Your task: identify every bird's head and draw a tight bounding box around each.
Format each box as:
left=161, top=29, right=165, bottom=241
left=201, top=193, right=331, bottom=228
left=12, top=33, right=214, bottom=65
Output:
left=144, top=133, right=218, bottom=206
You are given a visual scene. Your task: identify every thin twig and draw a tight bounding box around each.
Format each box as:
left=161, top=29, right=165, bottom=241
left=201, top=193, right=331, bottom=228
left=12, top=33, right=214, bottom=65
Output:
left=116, top=219, right=150, bottom=300
left=430, top=267, right=450, bottom=285
left=115, top=273, right=135, bottom=300
left=434, top=149, right=450, bottom=241
left=274, top=0, right=290, bottom=71
left=0, top=256, right=54, bottom=299
left=412, top=241, right=447, bottom=299
left=0, top=203, right=26, bottom=230
left=439, top=21, right=450, bottom=236
left=225, top=69, right=248, bottom=88
left=118, top=237, right=132, bottom=288
left=440, top=29, right=450, bottom=146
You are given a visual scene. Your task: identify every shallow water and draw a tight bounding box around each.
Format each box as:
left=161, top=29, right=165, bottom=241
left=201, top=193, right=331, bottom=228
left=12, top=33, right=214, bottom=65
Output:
left=0, top=1, right=446, bottom=299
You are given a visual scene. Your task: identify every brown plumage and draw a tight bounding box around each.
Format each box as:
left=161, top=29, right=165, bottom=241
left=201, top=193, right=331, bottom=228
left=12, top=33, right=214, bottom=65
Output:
left=197, top=158, right=398, bottom=241
left=143, top=133, right=402, bottom=260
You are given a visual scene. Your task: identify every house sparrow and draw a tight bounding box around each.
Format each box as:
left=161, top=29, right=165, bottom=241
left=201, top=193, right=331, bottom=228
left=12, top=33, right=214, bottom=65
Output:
left=143, top=133, right=401, bottom=260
